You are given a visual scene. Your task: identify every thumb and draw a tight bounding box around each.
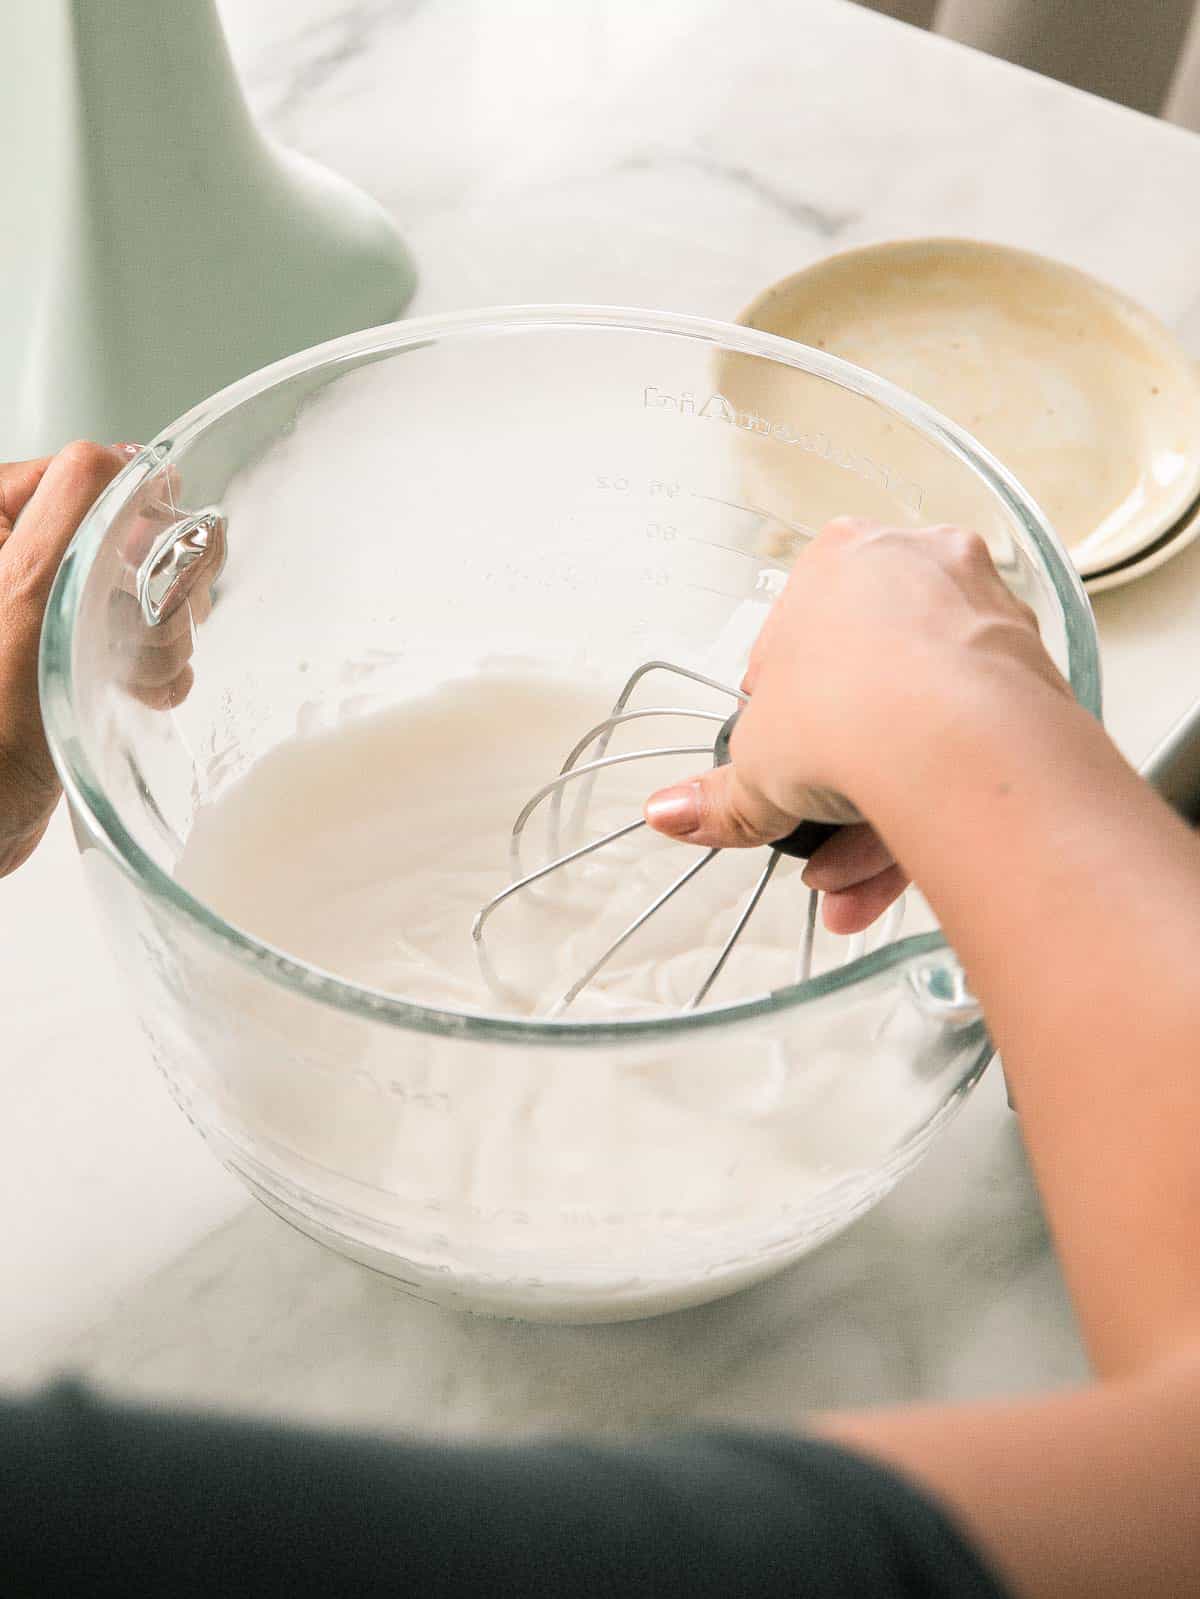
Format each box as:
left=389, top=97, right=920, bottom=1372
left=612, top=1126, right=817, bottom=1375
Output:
left=643, top=765, right=800, bottom=850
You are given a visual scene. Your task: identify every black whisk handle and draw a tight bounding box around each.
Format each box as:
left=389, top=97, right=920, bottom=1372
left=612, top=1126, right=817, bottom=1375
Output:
left=772, top=818, right=842, bottom=861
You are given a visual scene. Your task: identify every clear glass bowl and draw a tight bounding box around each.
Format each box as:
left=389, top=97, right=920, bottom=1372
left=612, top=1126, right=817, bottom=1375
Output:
left=40, top=306, right=1100, bottom=1322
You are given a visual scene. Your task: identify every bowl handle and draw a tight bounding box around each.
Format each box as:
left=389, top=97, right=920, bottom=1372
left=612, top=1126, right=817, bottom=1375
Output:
left=136, top=508, right=227, bottom=626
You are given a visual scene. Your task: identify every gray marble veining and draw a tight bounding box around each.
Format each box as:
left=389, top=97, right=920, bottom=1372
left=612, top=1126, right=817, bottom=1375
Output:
left=616, top=149, right=861, bottom=238
left=243, top=1, right=425, bottom=136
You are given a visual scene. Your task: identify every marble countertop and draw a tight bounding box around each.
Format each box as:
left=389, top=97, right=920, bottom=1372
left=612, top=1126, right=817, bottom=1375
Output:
left=6, top=0, right=1200, bottom=1430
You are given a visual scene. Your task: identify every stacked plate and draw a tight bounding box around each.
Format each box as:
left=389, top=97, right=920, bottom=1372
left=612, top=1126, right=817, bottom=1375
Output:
left=738, top=239, right=1200, bottom=593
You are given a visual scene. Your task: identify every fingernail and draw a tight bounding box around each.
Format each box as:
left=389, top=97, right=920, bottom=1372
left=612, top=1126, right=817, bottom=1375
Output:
left=112, top=442, right=142, bottom=459
left=645, top=783, right=700, bottom=835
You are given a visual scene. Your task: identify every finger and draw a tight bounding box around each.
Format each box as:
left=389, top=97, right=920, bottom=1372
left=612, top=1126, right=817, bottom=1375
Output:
left=0, top=443, right=127, bottom=793
left=108, top=580, right=196, bottom=639
left=103, top=466, right=220, bottom=710
left=3, top=441, right=127, bottom=628
left=644, top=763, right=799, bottom=850
left=116, top=464, right=185, bottom=574
left=0, top=457, right=53, bottom=545
left=108, top=586, right=196, bottom=661
left=120, top=645, right=196, bottom=690
left=819, top=514, right=879, bottom=543
left=801, top=823, right=894, bottom=892
left=130, top=665, right=195, bottom=712
left=822, top=863, right=909, bottom=935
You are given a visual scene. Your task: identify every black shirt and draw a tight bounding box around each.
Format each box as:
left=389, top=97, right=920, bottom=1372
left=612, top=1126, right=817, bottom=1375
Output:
left=1, top=1382, right=1010, bottom=1597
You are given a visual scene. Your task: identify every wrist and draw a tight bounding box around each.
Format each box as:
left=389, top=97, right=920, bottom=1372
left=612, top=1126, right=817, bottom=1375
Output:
left=845, top=656, right=1093, bottom=834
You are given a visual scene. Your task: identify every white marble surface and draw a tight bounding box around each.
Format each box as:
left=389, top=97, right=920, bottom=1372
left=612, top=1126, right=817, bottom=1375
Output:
left=6, top=0, right=1200, bottom=1428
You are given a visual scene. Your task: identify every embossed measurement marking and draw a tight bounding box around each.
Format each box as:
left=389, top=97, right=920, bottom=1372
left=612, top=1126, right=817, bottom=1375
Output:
left=688, top=489, right=808, bottom=532
left=685, top=536, right=761, bottom=561
left=685, top=491, right=817, bottom=560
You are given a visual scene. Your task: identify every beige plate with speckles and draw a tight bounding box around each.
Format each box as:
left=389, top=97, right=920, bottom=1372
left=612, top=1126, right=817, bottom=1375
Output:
left=737, top=238, right=1200, bottom=579
left=1083, top=486, right=1200, bottom=593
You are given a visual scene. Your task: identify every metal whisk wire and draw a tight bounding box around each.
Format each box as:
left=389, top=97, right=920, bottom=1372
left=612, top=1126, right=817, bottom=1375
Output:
left=548, top=659, right=748, bottom=856
left=472, top=659, right=899, bottom=1014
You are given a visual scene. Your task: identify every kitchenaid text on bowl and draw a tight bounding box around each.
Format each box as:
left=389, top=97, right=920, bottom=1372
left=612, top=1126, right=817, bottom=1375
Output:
left=642, top=385, right=925, bottom=512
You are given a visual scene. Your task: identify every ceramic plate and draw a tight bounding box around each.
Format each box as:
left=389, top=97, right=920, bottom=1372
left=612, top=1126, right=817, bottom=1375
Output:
left=1084, top=488, right=1200, bottom=592
left=738, top=238, right=1200, bottom=579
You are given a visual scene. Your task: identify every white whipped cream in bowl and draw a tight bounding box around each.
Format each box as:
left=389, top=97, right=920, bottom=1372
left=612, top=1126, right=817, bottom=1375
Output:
left=41, top=307, right=1099, bottom=1321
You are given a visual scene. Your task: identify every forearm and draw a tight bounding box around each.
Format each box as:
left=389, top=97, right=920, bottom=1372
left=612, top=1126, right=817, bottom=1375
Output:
left=818, top=1343, right=1200, bottom=1599
left=860, top=668, right=1200, bottom=1377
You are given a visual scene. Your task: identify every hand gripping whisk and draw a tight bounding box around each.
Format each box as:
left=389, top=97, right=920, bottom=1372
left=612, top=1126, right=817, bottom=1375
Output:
left=472, top=659, right=900, bottom=1014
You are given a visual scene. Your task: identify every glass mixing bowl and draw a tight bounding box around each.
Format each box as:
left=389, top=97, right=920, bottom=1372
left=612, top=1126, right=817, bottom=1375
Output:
left=40, top=306, right=1100, bottom=1323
